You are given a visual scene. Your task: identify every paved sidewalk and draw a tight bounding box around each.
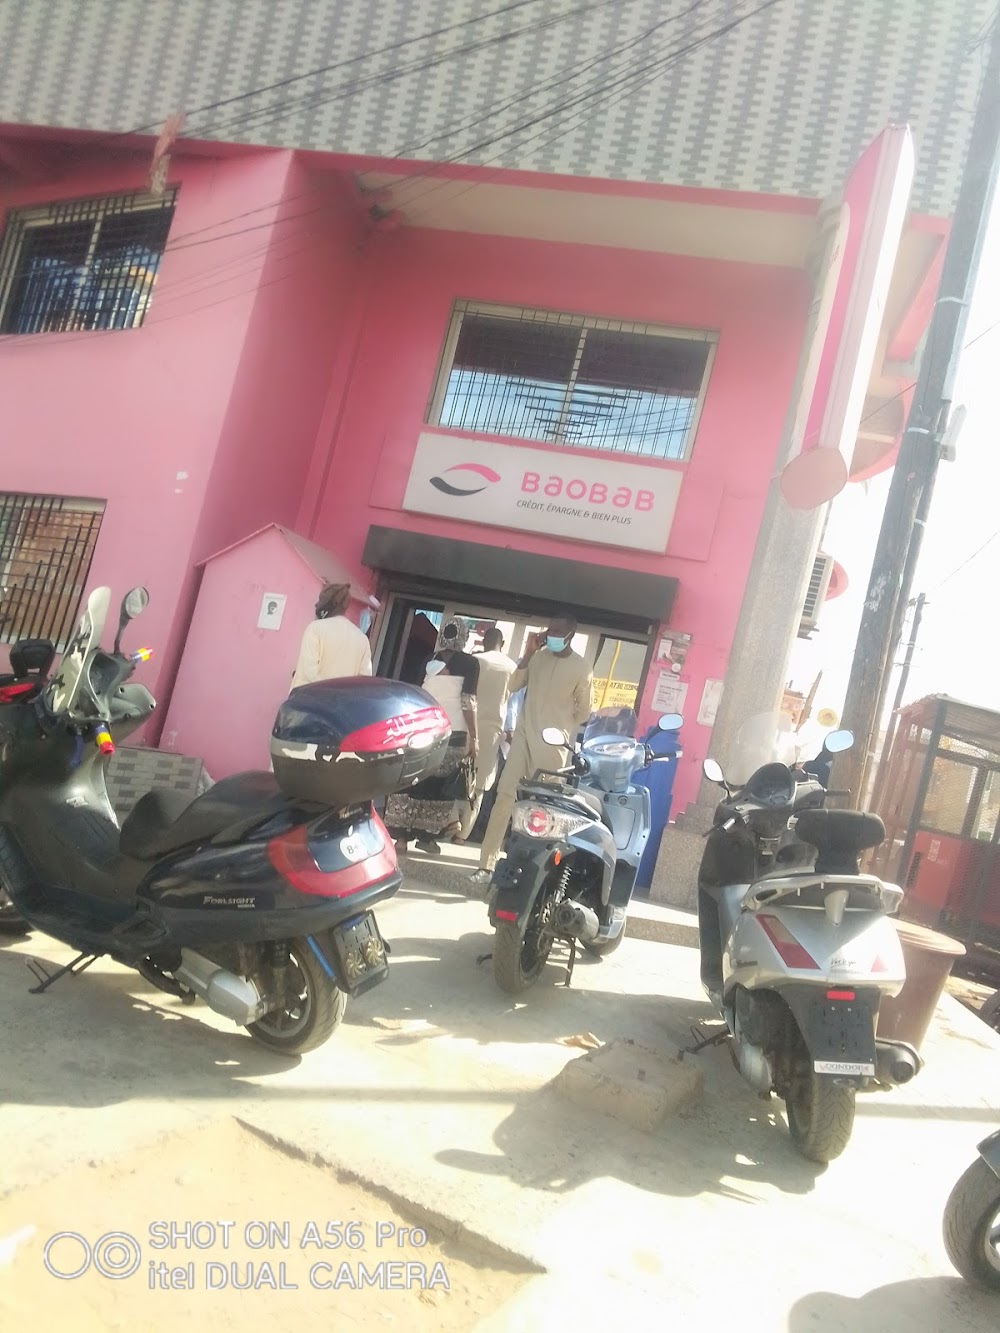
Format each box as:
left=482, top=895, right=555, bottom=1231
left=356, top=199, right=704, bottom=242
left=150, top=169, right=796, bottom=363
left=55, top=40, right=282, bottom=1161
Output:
left=1, top=867, right=999, bottom=1330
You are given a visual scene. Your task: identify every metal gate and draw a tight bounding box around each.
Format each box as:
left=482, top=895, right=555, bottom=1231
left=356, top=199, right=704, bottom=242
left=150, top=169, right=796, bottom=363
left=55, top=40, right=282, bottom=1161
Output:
left=0, top=492, right=105, bottom=650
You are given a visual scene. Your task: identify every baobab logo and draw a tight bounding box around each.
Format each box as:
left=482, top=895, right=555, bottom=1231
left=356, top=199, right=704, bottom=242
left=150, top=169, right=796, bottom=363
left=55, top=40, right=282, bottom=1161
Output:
left=428, top=463, right=500, bottom=497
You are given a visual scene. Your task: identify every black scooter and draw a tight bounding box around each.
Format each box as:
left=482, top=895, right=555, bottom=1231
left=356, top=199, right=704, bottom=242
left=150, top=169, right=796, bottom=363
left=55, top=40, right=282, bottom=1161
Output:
left=0, top=585, right=451, bottom=1054
left=0, top=637, right=56, bottom=933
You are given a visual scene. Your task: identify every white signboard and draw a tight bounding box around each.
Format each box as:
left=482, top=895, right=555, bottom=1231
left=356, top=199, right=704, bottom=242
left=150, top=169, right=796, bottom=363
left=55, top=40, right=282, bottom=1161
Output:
left=403, top=431, right=682, bottom=553
left=652, top=671, right=688, bottom=715
left=258, top=593, right=286, bottom=631
left=698, top=678, right=724, bottom=728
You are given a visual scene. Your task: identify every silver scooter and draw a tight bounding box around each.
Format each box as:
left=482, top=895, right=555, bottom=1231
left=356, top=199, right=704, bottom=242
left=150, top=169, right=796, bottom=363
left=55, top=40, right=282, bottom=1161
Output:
left=486, top=707, right=683, bottom=993
left=943, top=1129, right=1000, bottom=1290
left=686, top=729, right=923, bottom=1163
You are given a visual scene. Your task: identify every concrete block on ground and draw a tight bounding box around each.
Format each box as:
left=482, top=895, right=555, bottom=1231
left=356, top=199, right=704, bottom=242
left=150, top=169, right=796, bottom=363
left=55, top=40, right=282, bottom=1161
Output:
left=552, top=1038, right=703, bottom=1132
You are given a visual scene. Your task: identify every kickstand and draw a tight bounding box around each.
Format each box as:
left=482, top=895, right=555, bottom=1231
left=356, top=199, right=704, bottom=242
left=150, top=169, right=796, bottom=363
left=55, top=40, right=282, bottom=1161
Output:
left=563, top=937, right=577, bottom=987
left=680, top=1023, right=731, bottom=1059
left=26, top=952, right=99, bottom=995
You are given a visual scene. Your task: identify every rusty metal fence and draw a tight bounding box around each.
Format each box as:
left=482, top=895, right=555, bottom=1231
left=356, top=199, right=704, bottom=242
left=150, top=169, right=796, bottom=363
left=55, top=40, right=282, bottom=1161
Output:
left=0, top=492, right=105, bottom=650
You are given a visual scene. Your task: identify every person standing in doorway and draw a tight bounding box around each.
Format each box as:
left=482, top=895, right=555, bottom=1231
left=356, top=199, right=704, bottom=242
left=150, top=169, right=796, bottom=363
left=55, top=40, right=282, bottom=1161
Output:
left=456, top=627, right=517, bottom=842
left=469, top=615, right=593, bottom=889
left=385, top=620, right=479, bottom=854
left=291, top=582, right=372, bottom=688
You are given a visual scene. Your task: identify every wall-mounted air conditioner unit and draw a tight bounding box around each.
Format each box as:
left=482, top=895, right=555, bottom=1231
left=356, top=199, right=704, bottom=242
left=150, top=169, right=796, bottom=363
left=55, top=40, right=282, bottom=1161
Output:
left=799, top=552, right=834, bottom=639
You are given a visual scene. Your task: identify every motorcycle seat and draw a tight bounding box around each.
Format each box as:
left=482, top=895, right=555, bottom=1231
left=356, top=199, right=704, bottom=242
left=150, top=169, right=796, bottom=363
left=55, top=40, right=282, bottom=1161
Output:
left=794, top=808, right=885, bottom=875
left=119, top=772, right=287, bottom=861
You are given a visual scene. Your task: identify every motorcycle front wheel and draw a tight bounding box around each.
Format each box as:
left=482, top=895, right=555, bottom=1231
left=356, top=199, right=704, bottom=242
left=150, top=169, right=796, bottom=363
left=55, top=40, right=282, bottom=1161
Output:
left=943, top=1157, right=1000, bottom=1290
left=785, top=1071, right=856, bottom=1163
left=246, top=941, right=347, bottom=1055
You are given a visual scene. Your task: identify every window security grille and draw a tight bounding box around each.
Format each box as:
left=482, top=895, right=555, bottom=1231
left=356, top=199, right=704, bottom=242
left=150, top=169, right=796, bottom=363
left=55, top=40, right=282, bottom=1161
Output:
left=431, top=303, right=716, bottom=462
left=0, top=493, right=105, bottom=650
left=0, top=189, right=177, bottom=334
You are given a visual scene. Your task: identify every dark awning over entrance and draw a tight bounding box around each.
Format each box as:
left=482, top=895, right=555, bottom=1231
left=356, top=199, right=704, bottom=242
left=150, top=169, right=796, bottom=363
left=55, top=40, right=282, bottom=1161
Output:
left=362, top=526, right=678, bottom=625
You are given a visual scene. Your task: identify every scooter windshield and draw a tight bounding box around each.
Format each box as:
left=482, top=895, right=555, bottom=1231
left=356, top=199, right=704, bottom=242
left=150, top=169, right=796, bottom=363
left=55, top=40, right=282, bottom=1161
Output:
left=42, top=586, right=111, bottom=717
left=583, top=707, right=638, bottom=742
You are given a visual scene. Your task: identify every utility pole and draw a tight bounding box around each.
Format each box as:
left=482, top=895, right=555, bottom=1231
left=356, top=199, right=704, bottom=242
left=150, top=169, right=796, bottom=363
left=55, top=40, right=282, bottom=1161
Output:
left=833, top=12, right=1000, bottom=806
left=867, top=593, right=926, bottom=813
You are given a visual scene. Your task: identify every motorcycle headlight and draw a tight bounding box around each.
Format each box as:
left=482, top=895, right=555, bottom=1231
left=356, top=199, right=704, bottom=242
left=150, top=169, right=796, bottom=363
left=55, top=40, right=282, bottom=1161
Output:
left=512, top=803, right=592, bottom=840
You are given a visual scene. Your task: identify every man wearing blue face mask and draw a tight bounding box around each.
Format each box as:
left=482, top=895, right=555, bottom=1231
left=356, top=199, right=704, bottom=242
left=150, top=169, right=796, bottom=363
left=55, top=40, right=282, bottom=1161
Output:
left=470, top=614, right=593, bottom=889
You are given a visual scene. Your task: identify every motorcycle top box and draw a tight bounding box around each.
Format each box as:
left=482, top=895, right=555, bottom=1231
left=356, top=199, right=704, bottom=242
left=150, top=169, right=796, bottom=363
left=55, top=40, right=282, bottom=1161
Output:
left=270, top=677, right=452, bottom=807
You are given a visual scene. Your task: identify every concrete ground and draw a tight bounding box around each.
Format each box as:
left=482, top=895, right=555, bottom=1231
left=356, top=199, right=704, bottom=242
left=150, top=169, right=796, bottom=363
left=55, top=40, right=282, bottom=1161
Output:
left=2, top=849, right=1000, bottom=1330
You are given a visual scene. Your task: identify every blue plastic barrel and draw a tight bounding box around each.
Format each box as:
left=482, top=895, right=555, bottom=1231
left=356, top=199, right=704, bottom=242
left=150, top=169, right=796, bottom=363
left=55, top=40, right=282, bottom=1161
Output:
left=633, top=727, right=681, bottom=893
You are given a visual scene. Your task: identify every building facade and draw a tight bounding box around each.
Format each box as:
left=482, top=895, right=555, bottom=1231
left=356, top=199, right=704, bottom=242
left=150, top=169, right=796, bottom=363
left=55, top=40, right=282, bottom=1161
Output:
left=0, top=0, right=990, bottom=818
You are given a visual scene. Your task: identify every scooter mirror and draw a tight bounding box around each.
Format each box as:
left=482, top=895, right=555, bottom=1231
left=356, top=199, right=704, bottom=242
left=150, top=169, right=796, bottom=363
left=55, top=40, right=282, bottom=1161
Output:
left=124, top=587, right=149, bottom=620
left=657, top=713, right=683, bottom=731
left=703, top=758, right=726, bottom=786
left=114, top=586, right=149, bottom=654
left=823, top=729, right=854, bottom=754
left=542, top=726, right=568, bottom=746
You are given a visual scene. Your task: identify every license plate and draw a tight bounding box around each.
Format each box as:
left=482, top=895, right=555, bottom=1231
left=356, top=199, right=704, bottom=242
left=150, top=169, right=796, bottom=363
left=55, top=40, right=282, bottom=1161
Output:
left=806, top=995, right=876, bottom=1077
left=815, top=1060, right=875, bottom=1076
left=340, top=833, right=366, bottom=863
left=330, top=912, right=388, bottom=995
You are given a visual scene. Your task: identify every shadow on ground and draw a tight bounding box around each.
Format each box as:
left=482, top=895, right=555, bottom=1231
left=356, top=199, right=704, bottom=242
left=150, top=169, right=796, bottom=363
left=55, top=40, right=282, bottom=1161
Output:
left=787, top=1277, right=1000, bottom=1333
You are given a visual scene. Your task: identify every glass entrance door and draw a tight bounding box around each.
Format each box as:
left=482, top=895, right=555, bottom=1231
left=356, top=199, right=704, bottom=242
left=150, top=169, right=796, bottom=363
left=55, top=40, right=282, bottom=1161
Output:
left=375, top=592, right=650, bottom=714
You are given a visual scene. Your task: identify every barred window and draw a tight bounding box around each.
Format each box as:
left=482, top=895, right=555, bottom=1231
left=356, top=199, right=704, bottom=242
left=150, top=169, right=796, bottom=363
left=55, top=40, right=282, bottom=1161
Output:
left=0, top=188, right=177, bottom=335
left=430, top=302, right=716, bottom=461
left=0, top=493, right=105, bottom=650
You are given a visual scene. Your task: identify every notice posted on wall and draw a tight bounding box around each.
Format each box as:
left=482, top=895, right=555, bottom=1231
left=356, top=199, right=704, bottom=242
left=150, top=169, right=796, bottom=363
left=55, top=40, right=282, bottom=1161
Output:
left=655, top=631, right=691, bottom=675
left=651, top=670, right=688, bottom=715
left=698, top=678, right=724, bottom=727
left=257, top=593, right=287, bottom=631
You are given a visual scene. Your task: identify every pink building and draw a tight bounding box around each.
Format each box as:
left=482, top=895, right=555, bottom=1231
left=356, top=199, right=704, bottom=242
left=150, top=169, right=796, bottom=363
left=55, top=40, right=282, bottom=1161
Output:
left=0, top=1, right=988, bottom=832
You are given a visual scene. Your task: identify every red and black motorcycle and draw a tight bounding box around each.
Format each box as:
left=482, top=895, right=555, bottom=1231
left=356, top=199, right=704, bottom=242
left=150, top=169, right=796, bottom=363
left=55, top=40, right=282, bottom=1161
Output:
left=0, top=585, right=451, bottom=1054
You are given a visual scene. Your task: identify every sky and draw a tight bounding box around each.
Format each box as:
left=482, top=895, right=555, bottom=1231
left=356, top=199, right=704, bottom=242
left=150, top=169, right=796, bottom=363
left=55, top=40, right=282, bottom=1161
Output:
left=786, top=178, right=1000, bottom=731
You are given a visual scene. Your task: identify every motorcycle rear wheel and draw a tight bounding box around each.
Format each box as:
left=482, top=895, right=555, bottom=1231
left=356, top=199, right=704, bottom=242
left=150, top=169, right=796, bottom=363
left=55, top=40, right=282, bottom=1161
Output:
left=246, top=941, right=346, bottom=1055
left=785, top=1071, right=856, bottom=1163
left=943, top=1156, right=1000, bottom=1290
left=493, top=890, right=555, bottom=995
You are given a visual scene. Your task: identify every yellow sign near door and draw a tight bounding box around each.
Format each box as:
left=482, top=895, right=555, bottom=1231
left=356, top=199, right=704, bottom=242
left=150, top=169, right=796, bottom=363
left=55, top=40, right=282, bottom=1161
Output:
left=591, top=678, right=639, bottom=711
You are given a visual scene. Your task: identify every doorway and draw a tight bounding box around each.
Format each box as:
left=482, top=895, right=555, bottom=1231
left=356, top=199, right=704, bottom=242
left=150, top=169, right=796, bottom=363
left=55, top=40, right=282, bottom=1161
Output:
left=375, top=592, right=650, bottom=713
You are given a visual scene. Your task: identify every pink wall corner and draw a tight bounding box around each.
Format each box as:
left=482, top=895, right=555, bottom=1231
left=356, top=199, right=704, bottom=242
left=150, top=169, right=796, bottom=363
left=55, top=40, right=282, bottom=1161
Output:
left=301, top=226, right=809, bottom=813
left=160, top=527, right=322, bottom=775
left=189, top=163, right=366, bottom=567
left=0, top=148, right=304, bottom=720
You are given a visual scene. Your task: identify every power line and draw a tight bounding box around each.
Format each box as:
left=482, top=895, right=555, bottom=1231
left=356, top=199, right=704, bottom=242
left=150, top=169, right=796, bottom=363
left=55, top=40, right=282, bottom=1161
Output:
left=108, top=0, right=554, bottom=141
left=396, top=0, right=782, bottom=218
left=932, top=525, right=1000, bottom=589
left=192, top=0, right=625, bottom=145
left=156, top=0, right=703, bottom=254
left=0, top=0, right=765, bottom=347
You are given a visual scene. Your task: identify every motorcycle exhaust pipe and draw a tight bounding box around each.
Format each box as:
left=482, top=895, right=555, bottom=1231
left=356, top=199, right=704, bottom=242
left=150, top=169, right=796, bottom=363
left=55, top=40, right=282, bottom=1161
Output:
left=875, top=1039, right=922, bottom=1087
left=553, top=900, right=601, bottom=944
left=173, top=949, right=270, bottom=1025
